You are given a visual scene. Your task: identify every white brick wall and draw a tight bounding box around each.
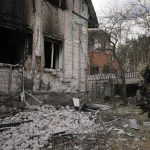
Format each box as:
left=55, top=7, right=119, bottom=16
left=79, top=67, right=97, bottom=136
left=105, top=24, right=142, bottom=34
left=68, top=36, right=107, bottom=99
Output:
left=24, top=0, right=89, bottom=92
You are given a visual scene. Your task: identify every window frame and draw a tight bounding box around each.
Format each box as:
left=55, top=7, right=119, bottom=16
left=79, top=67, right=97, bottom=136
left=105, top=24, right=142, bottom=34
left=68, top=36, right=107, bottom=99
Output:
left=44, top=38, right=62, bottom=70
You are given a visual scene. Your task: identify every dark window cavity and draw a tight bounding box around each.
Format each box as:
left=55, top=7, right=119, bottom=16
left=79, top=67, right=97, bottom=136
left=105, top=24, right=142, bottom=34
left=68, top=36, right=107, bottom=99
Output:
left=90, top=66, right=99, bottom=75
left=0, top=27, right=32, bottom=65
left=44, top=39, right=62, bottom=70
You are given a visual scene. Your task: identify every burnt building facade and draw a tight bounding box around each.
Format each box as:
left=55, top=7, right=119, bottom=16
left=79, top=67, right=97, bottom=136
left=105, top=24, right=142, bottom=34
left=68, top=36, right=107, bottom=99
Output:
left=0, top=0, right=98, bottom=96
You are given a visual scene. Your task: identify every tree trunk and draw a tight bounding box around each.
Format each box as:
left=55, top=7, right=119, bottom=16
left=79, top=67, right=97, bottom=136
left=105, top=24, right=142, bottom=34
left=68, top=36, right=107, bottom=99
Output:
left=121, top=73, right=127, bottom=104
left=112, top=46, right=127, bottom=104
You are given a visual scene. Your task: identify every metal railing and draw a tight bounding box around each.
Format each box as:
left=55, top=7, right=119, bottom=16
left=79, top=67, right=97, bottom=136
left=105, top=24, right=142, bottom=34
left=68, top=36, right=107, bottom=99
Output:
left=0, top=64, right=22, bottom=94
left=87, top=72, right=143, bottom=81
left=0, top=64, right=41, bottom=106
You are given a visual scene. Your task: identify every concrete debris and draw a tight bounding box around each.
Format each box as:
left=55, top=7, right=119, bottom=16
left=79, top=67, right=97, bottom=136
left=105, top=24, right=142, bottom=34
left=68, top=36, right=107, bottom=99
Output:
left=0, top=103, right=150, bottom=150
left=72, top=98, right=111, bottom=112
left=73, top=98, right=80, bottom=107
left=123, top=124, right=129, bottom=128
left=113, top=128, right=126, bottom=135
left=0, top=105, right=102, bottom=149
left=88, top=104, right=112, bottom=110
left=143, top=122, right=150, bottom=127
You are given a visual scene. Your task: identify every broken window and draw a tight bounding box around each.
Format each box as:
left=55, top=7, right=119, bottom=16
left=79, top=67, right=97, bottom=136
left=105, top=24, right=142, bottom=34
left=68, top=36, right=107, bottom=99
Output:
left=89, top=31, right=101, bottom=50
left=93, top=33, right=101, bottom=50
left=0, top=27, right=32, bottom=65
left=94, top=38, right=101, bottom=50
left=44, top=39, right=62, bottom=70
left=90, top=66, right=99, bottom=75
left=46, top=0, right=67, bottom=10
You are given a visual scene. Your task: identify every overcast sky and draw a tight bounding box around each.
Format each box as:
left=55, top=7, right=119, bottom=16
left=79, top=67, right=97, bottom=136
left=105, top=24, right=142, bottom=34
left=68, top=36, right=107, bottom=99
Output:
left=91, top=0, right=146, bottom=38
left=92, top=0, right=131, bottom=11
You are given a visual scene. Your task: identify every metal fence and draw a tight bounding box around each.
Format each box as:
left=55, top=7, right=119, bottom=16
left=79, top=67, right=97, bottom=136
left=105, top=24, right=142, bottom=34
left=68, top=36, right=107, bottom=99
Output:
left=88, top=72, right=142, bottom=81
left=87, top=79, right=114, bottom=103
left=86, top=72, right=143, bottom=103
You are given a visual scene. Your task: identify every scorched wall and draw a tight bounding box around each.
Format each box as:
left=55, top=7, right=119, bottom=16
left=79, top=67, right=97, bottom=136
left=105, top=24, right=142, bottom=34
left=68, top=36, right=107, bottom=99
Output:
left=0, top=0, right=89, bottom=93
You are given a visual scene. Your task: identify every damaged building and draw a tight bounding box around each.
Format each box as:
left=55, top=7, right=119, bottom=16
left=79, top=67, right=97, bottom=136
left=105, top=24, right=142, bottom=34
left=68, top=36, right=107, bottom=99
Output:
left=0, top=0, right=98, bottom=103
left=88, top=29, right=118, bottom=74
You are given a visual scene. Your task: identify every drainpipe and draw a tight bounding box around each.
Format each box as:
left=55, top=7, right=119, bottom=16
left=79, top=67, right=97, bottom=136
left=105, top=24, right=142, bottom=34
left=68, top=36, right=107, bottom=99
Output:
left=71, top=1, right=74, bottom=78
left=78, top=26, right=81, bottom=91
left=32, top=0, right=44, bottom=70
left=78, top=0, right=82, bottom=91
left=32, top=0, right=44, bottom=90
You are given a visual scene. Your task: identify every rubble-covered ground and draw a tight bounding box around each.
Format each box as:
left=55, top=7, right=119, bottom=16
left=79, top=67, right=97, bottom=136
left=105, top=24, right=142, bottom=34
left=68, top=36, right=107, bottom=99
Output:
left=0, top=101, right=150, bottom=150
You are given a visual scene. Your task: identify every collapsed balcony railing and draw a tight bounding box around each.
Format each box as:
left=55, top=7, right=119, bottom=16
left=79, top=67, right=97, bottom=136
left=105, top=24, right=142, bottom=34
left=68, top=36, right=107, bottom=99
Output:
left=0, top=64, right=41, bottom=107
left=0, top=64, right=23, bottom=94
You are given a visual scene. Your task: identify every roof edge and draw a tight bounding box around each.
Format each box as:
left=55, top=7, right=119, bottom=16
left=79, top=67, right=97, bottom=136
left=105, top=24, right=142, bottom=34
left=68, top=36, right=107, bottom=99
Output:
left=85, top=0, right=99, bottom=28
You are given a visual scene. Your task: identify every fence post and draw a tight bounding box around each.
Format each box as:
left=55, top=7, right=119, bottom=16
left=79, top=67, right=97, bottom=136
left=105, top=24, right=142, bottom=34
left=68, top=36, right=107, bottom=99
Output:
left=96, top=80, right=97, bottom=102
left=99, top=81, right=101, bottom=101
left=8, top=65, right=12, bottom=92
left=110, top=79, right=114, bottom=104
left=91, top=82, right=93, bottom=103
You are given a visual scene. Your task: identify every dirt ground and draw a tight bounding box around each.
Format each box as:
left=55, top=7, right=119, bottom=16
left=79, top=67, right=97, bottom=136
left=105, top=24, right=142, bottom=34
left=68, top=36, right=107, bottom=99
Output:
left=47, top=105, right=150, bottom=150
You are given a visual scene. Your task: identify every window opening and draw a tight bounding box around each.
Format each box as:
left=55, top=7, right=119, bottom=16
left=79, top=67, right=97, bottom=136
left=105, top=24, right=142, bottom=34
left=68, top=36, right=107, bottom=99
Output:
left=90, top=66, right=99, bottom=75
left=44, top=39, right=62, bottom=70
left=0, top=27, right=32, bottom=65
left=94, top=33, right=101, bottom=50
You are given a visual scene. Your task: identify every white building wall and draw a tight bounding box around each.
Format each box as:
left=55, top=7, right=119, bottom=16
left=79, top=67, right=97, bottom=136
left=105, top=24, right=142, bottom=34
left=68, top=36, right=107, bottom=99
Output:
left=24, top=0, right=89, bottom=92
left=63, top=0, right=89, bottom=92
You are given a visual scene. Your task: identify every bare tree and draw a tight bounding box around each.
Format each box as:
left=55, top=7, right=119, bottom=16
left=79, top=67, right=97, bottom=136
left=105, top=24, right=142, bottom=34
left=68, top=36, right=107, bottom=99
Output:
left=125, top=0, right=150, bottom=67
left=98, top=8, right=133, bottom=104
left=123, top=35, right=150, bottom=72
left=97, top=0, right=150, bottom=104
left=124, top=0, right=150, bottom=34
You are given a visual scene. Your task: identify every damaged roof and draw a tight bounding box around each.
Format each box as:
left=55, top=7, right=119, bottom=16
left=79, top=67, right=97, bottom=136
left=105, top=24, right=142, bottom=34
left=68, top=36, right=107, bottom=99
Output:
left=85, top=0, right=99, bottom=28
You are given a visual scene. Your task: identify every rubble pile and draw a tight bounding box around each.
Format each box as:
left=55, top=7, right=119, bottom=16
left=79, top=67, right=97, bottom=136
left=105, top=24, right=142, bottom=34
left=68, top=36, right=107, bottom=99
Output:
left=1, top=103, right=150, bottom=150
left=0, top=105, right=103, bottom=150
